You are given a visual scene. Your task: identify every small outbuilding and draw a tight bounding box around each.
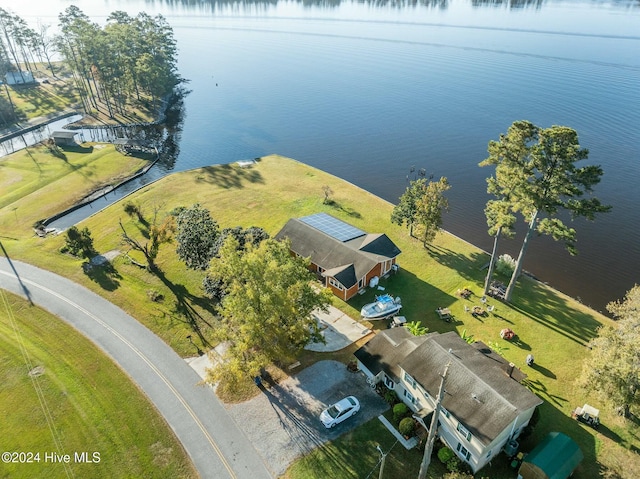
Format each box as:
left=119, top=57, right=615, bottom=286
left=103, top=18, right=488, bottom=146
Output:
left=517, top=432, right=583, bottom=479
left=5, top=71, right=35, bottom=85
left=51, top=131, right=78, bottom=146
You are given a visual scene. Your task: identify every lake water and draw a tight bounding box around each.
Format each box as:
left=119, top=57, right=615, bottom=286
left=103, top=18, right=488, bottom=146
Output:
left=4, top=0, right=640, bottom=314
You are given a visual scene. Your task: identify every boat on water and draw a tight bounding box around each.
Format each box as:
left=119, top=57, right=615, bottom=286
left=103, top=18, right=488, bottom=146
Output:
left=361, top=294, right=402, bottom=320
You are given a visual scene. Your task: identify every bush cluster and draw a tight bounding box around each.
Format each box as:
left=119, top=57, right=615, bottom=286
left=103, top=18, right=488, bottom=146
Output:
left=393, top=403, right=408, bottom=423
left=398, top=417, right=415, bottom=437
left=384, top=390, right=398, bottom=405
left=495, top=253, right=516, bottom=277
left=438, top=446, right=455, bottom=464
left=61, top=226, right=96, bottom=259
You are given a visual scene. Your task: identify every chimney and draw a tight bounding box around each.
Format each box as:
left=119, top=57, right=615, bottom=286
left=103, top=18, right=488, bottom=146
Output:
left=508, top=362, right=515, bottom=378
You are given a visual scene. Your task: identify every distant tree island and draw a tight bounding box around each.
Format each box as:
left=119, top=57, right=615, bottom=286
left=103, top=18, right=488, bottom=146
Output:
left=0, top=6, right=183, bottom=127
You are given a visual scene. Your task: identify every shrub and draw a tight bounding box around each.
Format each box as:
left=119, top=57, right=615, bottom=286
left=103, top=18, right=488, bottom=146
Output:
left=446, top=456, right=462, bottom=473
left=443, top=472, right=474, bottom=479
left=438, top=446, right=455, bottom=464
left=146, top=289, right=164, bottom=302
left=64, top=226, right=96, bottom=259
left=384, top=390, right=398, bottom=405
left=495, top=253, right=516, bottom=277
left=393, top=403, right=408, bottom=423
left=406, top=320, right=429, bottom=336
left=398, top=417, right=415, bottom=437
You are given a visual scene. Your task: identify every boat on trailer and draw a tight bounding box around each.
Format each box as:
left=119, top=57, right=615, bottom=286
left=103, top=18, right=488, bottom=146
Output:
left=361, top=294, right=402, bottom=320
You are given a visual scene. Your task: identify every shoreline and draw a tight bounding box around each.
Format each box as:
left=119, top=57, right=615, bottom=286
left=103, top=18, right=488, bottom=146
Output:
left=41, top=146, right=160, bottom=227
left=52, top=155, right=604, bottom=318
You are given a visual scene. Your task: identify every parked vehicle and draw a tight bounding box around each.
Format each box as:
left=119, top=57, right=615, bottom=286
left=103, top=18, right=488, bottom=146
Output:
left=320, top=396, right=360, bottom=428
left=571, top=404, right=600, bottom=429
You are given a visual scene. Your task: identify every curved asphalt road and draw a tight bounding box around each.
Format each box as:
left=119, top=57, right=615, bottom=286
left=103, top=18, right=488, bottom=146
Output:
left=0, top=257, right=273, bottom=479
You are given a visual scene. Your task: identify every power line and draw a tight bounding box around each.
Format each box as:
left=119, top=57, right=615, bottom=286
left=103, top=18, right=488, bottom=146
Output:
left=1, top=290, right=74, bottom=478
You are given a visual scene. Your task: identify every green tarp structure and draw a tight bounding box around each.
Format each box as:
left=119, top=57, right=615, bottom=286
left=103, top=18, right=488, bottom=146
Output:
left=518, top=432, right=583, bottom=479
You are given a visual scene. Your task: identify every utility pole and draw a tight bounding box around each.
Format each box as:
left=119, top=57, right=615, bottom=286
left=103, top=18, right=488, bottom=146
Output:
left=418, top=361, right=450, bottom=479
left=376, top=444, right=387, bottom=479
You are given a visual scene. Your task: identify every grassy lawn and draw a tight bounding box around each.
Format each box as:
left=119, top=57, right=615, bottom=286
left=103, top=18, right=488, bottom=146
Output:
left=0, top=64, right=157, bottom=127
left=0, top=143, right=151, bottom=236
left=0, top=290, right=197, bottom=479
left=283, top=419, right=427, bottom=479
left=1, top=155, right=638, bottom=477
left=3, top=73, right=80, bottom=122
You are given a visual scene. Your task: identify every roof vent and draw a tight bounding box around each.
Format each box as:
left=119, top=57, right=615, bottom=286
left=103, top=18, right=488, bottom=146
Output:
left=448, top=348, right=453, bottom=354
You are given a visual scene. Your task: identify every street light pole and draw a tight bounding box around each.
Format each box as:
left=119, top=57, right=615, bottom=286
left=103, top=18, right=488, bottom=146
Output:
left=376, top=445, right=387, bottom=479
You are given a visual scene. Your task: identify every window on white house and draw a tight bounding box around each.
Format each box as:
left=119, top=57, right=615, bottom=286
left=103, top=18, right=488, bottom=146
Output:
left=404, top=372, right=417, bottom=389
left=457, top=423, right=472, bottom=441
left=441, top=407, right=450, bottom=418
left=457, top=443, right=472, bottom=461
left=384, top=376, right=395, bottom=389
left=403, top=389, right=415, bottom=404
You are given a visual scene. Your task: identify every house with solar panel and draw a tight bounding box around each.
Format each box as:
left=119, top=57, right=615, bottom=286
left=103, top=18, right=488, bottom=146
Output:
left=274, top=213, right=401, bottom=300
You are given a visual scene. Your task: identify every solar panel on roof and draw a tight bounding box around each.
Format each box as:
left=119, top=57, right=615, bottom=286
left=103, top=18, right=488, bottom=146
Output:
left=299, top=213, right=365, bottom=242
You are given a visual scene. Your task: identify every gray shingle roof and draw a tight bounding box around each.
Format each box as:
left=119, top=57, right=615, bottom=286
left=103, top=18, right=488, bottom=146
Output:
left=354, top=327, right=430, bottom=382
left=355, top=330, right=542, bottom=445
left=400, top=332, right=542, bottom=445
left=275, top=215, right=401, bottom=289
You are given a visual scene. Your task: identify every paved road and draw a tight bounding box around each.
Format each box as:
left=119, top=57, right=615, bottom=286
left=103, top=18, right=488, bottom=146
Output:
left=0, top=257, right=273, bottom=479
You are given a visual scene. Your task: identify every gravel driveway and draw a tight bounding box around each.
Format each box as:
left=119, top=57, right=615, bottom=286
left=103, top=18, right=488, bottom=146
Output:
left=226, top=360, right=388, bottom=477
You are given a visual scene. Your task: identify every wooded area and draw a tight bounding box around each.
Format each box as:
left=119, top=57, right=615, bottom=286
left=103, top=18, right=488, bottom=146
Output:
left=0, top=6, right=181, bottom=126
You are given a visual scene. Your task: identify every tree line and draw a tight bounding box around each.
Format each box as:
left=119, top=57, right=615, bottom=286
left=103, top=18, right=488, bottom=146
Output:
left=63, top=120, right=636, bottom=417
left=391, top=120, right=640, bottom=418
left=392, top=120, right=611, bottom=303
left=0, top=6, right=181, bottom=123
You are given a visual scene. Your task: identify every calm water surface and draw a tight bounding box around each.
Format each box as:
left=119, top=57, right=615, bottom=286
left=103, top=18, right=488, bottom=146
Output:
left=5, top=0, right=640, bottom=313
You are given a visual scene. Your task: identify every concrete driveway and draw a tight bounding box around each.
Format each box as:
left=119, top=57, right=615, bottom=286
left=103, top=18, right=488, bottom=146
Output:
left=306, top=306, right=372, bottom=352
left=226, top=360, right=388, bottom=477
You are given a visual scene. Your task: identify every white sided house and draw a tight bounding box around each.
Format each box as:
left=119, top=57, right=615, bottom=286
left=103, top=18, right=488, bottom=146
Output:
left=354, top=329, right=542, bottom=473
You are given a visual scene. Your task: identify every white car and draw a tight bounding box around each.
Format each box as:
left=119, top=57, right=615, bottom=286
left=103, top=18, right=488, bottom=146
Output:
left=320, top=396, right=360, bottom=428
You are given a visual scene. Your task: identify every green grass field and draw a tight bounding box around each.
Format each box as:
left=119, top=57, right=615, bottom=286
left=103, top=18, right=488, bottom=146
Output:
left=1, top=154, right=638, bottom=478
left=0, top=142, right=150, bottom=237
left=3, top=77, right=79, bottom=122
left=0, top=290, right=197, bottom=479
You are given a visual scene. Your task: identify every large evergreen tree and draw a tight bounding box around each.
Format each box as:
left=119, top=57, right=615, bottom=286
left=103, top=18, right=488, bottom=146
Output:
left=480, top=120, right=611, bottom=302
left=57, top=7, right=181, bottom=117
